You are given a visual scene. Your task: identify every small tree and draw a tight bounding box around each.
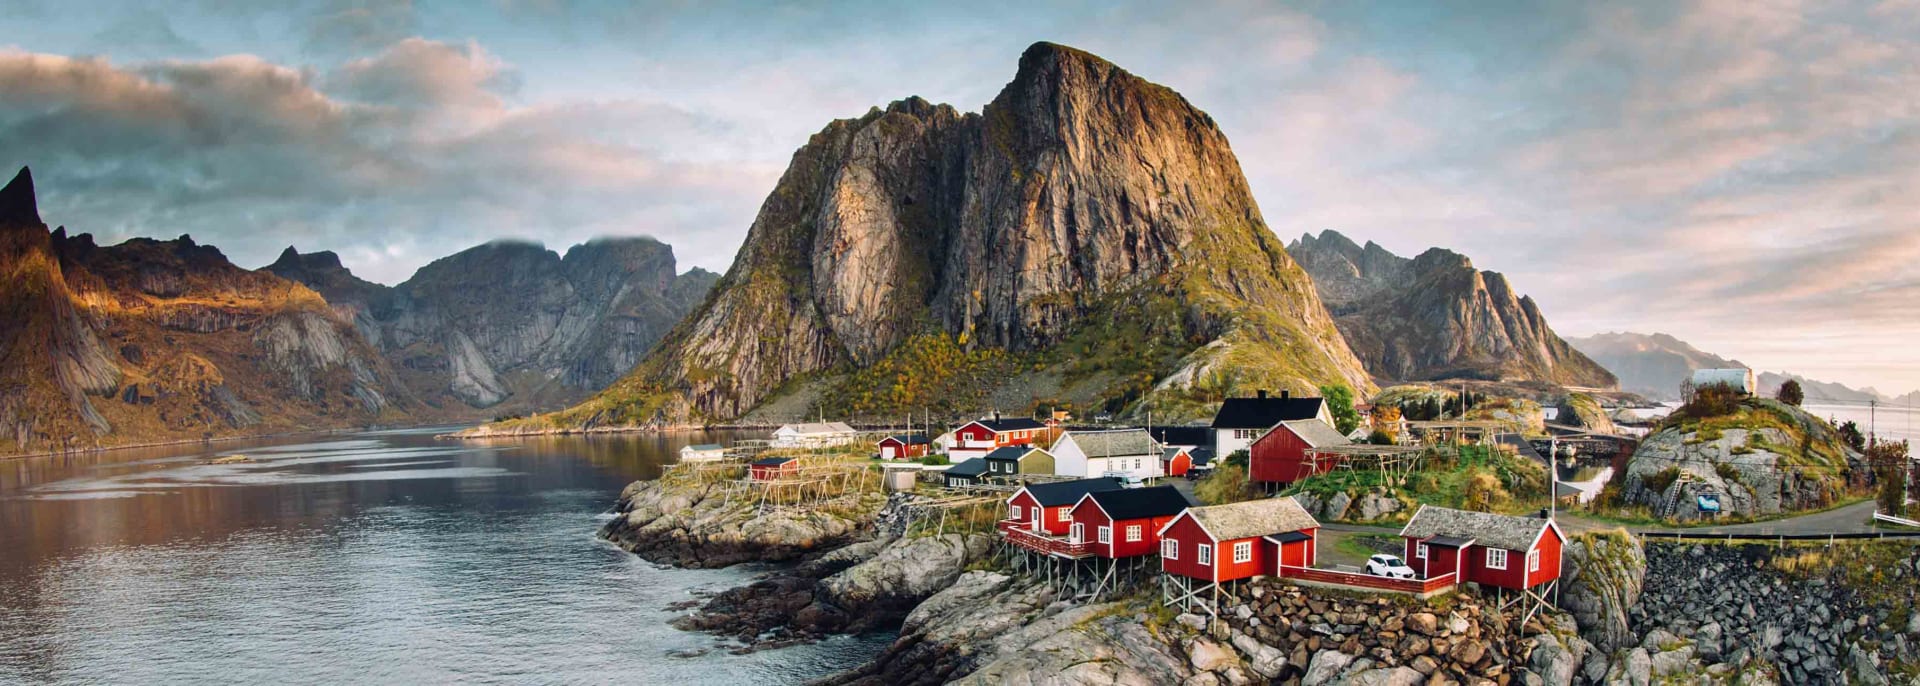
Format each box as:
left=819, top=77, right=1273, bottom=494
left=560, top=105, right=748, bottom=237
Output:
left=1224, top=449, right=1250, bottom=469
left=1871, top=440, right=1911, bottom=517
left=1321, top=384, right=1360, bottom=435
left=1838, top=420, right=1866, bottom=453
left=1681, top=382, right=1742, bottom=418
left=1776, top=380, right=1804, bottom=406
left=1371, top=405, right=1403, bottom=443
left=1194, top=464, right=1255, bottom=505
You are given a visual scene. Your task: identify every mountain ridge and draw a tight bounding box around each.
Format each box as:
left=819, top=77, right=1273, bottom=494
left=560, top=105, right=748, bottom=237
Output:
left=1289, top=230, right=1616, bottom=389
left=477, top=42, right=1374, bottom=432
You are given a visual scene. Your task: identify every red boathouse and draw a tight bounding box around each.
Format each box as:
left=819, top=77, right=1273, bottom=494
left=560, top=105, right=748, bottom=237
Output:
left=750, top=457, right=799, bottom=481
left=1066, top=485, right=1195, bottom=559
left=1158, top=497, right=1319, bottom=613
left=1248, top=419, right=1351, bottom=485
left=1398, top=505, right=1564, bottom=591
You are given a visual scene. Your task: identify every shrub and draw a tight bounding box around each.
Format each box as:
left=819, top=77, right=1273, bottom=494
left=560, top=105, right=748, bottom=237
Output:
left=1367, top=430, right=1395, bottom=445
left=1224, top=449, right=1250, bottom=469
left=1643, top=466, right=1683, bottom=494
left=1681, top=382, right=1742, bottom=418
left=919, top=454, right=951, bottom=466
left=1715, top=462, right=1742, bottom=482
left=1776, top=380, right=1804, bottom=406
left=1462, top=469, right=1510, bottom=512
left=1195, top=464, right=1256, bottom=505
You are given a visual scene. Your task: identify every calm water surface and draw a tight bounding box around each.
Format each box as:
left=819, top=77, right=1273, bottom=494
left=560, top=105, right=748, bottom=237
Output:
left=0, top=427, right=890, bottom=684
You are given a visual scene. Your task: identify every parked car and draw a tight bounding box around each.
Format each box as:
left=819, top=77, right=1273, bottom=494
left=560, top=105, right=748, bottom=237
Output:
left=1101, top=471, right=1147, bottom=489
left=1365, top=554, right=1417, bottom=579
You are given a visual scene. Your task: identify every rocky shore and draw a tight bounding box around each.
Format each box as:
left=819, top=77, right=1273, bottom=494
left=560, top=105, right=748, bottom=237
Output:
left=599, top=476, right=883, bottom=568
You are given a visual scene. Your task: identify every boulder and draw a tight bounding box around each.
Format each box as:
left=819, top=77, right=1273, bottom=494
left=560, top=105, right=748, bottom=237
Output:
left=1304, top=650, right=1355, bottom=686
left=1556, top=531, right=1645, bottom=652
left=1406, top=613, right=1440, bottom=636
left=1190, top=637, right=1237, bottom=673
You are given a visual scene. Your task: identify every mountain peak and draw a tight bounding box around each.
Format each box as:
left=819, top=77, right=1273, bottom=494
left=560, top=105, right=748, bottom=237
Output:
left=1, top=166, right=41, bottom=227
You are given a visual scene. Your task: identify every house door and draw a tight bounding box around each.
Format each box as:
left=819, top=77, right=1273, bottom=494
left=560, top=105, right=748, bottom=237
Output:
left=1070, top=523, right=1084, bottom=544
left=881, top=446, right=896, bottom=459
left=1032, top=514, right=1043, bottom=533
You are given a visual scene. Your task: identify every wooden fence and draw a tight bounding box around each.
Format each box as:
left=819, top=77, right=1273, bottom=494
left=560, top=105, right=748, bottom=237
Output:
left=1000, top=520, right=1097, bottom=558
left=1277, top=566, right=1457, bottom=595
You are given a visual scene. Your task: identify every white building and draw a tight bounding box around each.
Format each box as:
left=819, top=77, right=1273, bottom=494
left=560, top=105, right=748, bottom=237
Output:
left=1688, top=368, right=1756, bottom=396
left=1052, top=429, right=1162, bottom=480
left=771, top=422, right=858, bottom=449
left=679, top=443, right=726, bottom=462
left=1209, top=391, right=1332, bottom=458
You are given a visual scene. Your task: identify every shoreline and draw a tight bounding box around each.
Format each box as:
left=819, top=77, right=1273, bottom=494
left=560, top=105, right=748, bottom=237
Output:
left=0, top=421, right=477, bottom=462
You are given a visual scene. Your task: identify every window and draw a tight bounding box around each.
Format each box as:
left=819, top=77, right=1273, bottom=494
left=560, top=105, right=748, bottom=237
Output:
left=1198, top=544, right=1213, bottom=565
left=1235, top=429, right=1259, bottom=440
left=1486, top=548, right=1509, bottom=570
left=1010, top=505, right=1022, bottom=519
left=1098, top=526, right=1111, bottom=544
left=1162, top=539, right=1178, bottom=560
left=1527, top=550, right=1541, bottom=573
left=1233, top=541, right=1252, bottom=563
left=1126, top=525, right=1142, bottom=542
left=1070, top=523, right=1084, bottom=543
left=1416, top=543, right=1428, bottom=560
left=1057, top=509, right=1070, bottom=522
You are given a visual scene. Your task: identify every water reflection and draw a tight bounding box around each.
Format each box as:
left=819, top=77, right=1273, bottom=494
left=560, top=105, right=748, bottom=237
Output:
left=0, top=427, right=889, bottom=684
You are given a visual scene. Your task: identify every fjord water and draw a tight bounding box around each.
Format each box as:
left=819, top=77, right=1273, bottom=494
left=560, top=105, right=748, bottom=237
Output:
left=0, top=428, right=888, bottom=684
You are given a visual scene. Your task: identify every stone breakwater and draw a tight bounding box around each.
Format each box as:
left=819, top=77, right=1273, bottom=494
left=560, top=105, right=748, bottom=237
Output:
left=1621, top=542, right=1920, bottom=685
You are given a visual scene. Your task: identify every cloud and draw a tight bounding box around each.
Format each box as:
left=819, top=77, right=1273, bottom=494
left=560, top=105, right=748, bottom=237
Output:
left=301, top=0, right=420, bottom=58
left=90, top=6, right=205, bottom=57
left=0, top=41, right=774, bottom=284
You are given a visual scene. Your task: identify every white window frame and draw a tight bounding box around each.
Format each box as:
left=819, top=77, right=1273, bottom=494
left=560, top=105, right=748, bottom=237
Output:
left=1162, top=539, right=1178, bottom=560
left=1233, top=541, right=1252, bottom=564
left=1098, top=526, right=1111, bottom=544
left=1527, top=549, right=1541, bottom=573
left=1070, top=523, right=1084, bottom=544
left=1010, top=505, right=1022, bottom=519
left=1197, top=543, right=1213, bottom=565
left=1126, top=525, right=1142, bottom=542
left=1416, top=543, right=1428, bottom=560
left=1057, top=508, right=1070, bottom=523
left=1486, top=548, right=1509, bottom=570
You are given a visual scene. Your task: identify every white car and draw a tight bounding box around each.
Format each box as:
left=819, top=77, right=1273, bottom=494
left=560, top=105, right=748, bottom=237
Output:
left=1365, top=554, right=1417, bottom=579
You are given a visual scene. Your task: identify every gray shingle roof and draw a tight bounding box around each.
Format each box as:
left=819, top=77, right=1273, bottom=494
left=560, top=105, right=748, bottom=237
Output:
left=1399, top=505, right=1554, bottom=552
left=1277, top=419, right=1348, bottom=448
left=1064, top=429, right=1157, bottom=458
left=1182, top=496, right=1319, bottom=541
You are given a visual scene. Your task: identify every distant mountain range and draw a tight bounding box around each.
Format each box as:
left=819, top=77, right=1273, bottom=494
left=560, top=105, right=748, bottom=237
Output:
left=1567, top=331, right=1916, bottom=404
left=0, top=165, right=712, bottom=455
left=1289, top=230, right=1616, bottom=389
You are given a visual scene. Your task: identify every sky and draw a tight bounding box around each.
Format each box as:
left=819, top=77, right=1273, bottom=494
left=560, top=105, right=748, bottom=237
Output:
left=2, top=0, right=1917, bottom=395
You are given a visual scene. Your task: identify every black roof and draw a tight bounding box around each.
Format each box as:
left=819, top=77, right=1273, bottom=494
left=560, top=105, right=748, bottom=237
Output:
left=1149, top=426, right=1213, bottom=447
left=975, top=417, right=1047, bottom=432
left=1022, top=477, right=1123, bottom=506
left=983, top=446, right=1031, bottom=462
left=1265, top=531, right=1313, bottom=544
left=1188, top=448, right=1216, bottom=466
left=1428, top=535, right=1475, bottom=548
left=884, top=434, right=931, bottom=445
left=752, top=457, right=795, bottom=467
left=945, top=458, right=989, bottom=477
left=1083, top=485, right=1196, bottom=520
left=1211, top=394, right=1326, bottom=429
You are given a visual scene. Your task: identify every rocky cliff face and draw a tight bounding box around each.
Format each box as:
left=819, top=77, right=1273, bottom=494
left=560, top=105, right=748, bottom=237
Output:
left=1290, top=230, right=1616, bottom=389
left=0, top=167, right=415, bottom=454
left=267, top=238, right=716, bottom=410
left=1621, top=399, right=1862, bottom=521
left=516, top=42, right=1371, bottom=430
left=1565, top=332, right=1741, bottom=401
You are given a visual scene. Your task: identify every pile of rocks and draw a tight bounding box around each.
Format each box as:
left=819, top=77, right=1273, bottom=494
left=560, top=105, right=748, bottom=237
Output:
left=1294, top=488, right=1405, bottom=522
left=1626, top=542, right=1918, bottom=685
left=1204, top=579, right=1568, bottom=685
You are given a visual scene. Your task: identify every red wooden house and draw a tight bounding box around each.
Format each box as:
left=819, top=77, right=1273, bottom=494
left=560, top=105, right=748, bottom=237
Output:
left=1248, top=419, right=1351, bottom=485
left=950, top=417, right=1049, bottom=460
left=750, top=457, right=799, bottom=481
left=1066, top=485, right=1195, bottom=558
left=877, top=434, right=930, bottom=460
left=1158, top=496, right=1320, bottom=586
left=1003, top=478, right=1124, bottom=537
left=1398, top=506, right=1564, bottom=591
left=1161, top=447, right=1194, bottom=477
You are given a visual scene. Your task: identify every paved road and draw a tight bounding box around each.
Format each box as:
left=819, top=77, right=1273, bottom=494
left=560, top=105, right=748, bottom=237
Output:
left=1318, top=500, right=1894, bottom=538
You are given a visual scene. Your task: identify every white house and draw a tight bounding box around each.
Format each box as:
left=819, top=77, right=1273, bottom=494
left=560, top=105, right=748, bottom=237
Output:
left=1688, top=368, right=1756, bottom=396
left=1051, top=429, right=1162, bottom=480
left=679, top=443, right=726, bottom=462
left=1209, top=390, right=1331, bottom=458
left=771, top=422, right=858, bottom=449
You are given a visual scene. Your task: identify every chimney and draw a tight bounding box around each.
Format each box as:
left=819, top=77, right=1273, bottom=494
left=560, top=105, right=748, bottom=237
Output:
left=1256, top=390, right=1268, bottom=399
left=1280, top=390, right=1291, bottom=400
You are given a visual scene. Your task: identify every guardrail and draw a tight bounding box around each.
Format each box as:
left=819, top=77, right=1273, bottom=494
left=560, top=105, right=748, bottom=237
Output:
left=1000, top=522, right=1097, bottom=557
left=1873, top=512, right=1920, bottom=528
left=1638, top=529, right=1920, bottom=542
left=1278, top=566, right=1457, bottom=594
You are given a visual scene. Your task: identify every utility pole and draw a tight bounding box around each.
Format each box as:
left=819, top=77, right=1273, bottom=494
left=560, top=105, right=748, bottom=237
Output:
left=1549, top=433, right=1559, bottom=520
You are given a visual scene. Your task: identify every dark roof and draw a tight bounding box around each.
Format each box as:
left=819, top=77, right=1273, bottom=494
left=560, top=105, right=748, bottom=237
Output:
left=1188, top=448, right=1216, bottom=466
left=1083, top=485, right=1196, bottom=520
left=976, top=417, right=1047, bottom=432
left=1023, top=477, right=1124, bottom=506
left=1427, top=536, right=1475, bottom=548
left=1495, top=433, right=1545, bottom=461
left=883, top=434, right=930, bottom=445
left=752, top=457, right=795, bottom=467
left=945, top=458, right=989, bottom=477
left=1211, top=395, right=1326, bottom=429
left=983, top=446, right=1031, bottom=462
left=1148, top=426, right=1213, bottom=447
left=1265, top=531, right=1313, bottom=544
